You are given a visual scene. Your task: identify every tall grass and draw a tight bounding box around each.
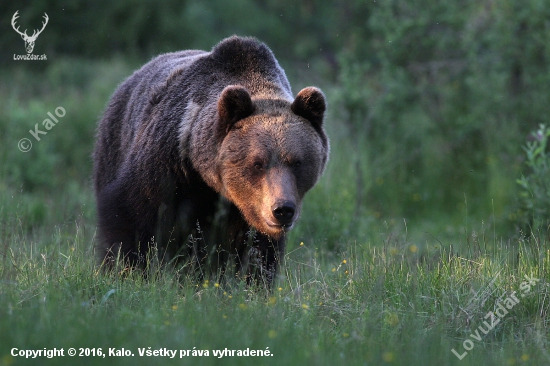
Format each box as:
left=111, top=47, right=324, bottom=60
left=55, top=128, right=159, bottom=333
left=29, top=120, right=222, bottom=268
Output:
left=1, top=213, right=548, bottom=365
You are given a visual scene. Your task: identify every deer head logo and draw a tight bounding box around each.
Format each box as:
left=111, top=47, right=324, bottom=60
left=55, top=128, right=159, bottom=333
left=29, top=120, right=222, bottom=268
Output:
left=11, top=11, right=49, bottom=54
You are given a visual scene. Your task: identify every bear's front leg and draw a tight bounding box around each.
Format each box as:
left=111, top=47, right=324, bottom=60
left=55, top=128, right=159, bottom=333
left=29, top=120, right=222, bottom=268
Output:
left=96, top=179, right=157, bottom=270
left=236, top=231, right=285, bottom=288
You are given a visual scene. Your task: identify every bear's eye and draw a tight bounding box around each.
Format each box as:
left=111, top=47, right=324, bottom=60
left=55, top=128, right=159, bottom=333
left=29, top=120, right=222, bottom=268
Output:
left=254, top=162, right=264, bottom=171
left=292, top=161, right=302, bottom=168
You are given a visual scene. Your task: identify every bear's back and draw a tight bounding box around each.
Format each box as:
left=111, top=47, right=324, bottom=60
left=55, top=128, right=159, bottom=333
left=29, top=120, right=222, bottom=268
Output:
left=94, top=49, right=208, bottom=191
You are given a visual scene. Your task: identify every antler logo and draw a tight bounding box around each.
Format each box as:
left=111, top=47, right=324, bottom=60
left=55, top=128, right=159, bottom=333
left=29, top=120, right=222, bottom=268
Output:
left=11, top=11, right=49, bottom=54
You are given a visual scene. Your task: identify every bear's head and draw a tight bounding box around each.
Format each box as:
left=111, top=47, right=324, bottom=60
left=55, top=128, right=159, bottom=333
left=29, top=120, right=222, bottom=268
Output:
left=216, top=85, right=329, bottom=239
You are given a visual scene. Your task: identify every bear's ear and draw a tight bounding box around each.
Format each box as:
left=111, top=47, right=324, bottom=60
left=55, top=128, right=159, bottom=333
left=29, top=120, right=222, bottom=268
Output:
left=217, top=85, right=255, bottom=134
left=291, top=87, right=326, bottom=128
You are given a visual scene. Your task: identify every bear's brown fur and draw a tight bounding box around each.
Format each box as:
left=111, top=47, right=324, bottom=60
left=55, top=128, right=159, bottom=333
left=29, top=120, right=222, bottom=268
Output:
left=93, top=36, right=329, bottom=285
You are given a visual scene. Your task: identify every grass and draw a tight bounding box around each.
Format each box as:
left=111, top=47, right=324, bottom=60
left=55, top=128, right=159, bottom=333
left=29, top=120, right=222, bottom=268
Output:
left=1, top=215, right=548, bottom=365
left=0, top=59, right=549, bottom=365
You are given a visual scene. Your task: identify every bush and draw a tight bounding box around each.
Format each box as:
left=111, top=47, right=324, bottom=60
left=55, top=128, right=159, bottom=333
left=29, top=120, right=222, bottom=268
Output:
left=516, top=124, right=550, bottom=234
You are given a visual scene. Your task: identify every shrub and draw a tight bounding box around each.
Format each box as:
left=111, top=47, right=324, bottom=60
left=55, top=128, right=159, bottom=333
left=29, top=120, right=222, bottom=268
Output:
left=516, top=124, right=550, bottom=234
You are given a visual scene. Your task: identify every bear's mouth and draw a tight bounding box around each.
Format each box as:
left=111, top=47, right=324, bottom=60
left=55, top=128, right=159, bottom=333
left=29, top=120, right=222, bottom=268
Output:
left=265, top=220, right=293, bottom=231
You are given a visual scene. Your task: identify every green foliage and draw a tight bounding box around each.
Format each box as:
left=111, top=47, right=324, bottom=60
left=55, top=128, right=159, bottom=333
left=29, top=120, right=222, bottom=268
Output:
left=0, top=59, right=131, bottom=191
left=516, top=125, right=550, bottom=233
left=325, top=0, right=550, bottom=223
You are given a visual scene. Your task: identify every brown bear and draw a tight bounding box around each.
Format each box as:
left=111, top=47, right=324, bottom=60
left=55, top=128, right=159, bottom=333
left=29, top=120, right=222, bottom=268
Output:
left=93, top=36, right=329, bottom=286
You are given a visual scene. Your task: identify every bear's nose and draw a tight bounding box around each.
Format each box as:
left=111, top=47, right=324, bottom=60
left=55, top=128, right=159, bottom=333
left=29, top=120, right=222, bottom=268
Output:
left=272, top=201, right=296, bottom=226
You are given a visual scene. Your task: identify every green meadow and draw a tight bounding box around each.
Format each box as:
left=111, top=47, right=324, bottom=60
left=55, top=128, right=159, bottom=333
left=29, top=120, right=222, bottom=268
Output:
left=1, top=1, right=550, bottom=365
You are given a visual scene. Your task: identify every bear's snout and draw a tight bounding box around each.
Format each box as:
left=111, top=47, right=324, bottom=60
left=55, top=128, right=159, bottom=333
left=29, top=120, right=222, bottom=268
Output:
left=271, top=200, right=296, bottom=227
